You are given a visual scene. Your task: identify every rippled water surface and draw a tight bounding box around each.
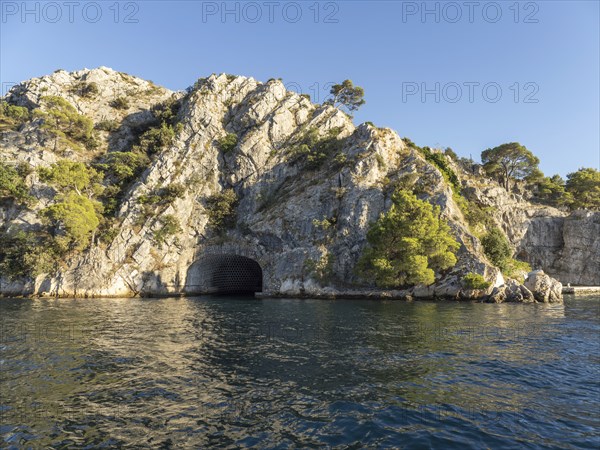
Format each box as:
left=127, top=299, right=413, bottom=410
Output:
left=1, top=296, right=599, bottom=448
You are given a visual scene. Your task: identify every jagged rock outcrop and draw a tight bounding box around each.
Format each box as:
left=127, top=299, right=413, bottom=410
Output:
left=524, top=270, right=563, bottom=303
left=0, top=68, right=591, bottom=302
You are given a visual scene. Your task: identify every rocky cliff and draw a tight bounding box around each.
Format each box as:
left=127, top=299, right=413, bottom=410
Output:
left=0, top=68, right=597, bottom=300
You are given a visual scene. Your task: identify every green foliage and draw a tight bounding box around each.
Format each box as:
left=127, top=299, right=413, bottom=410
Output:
left=357, top=189, right=460, bottom=287
left=0, top=102, right=30, bottom=131
left=481, top=142, right=540, bottom=192
left=0, top=229, right=60, bottom=279
left=325, top=79, right=365, bottom=114
left=151, top=96, right=182, bottom=125
left=94, top=98, right=181, bottom=217
left=139, top=183, right=186, bottom=206
left=444, top=147, right=459, bottom=161
left=38, top=160, right=103, bottom=196
left=206, top=189, right=238, bottom=231
left=98, top=151, right=150, bottom=185
left=333, top=152, right=347, bottom=165
left=481, top=227, right=512, bottom=269
left=461, top=199, right=496, bottom=231
left=305, top=250, right=334, bottom=283
left=0, top=161, right=33, bottom=204
left=110, top=97, right=130, bottom=110
left=135, top=122, right=176, bottom=156
left=95, top=119, right=119, bottom=132
left=71, top=81, right=99, bottom=98
left=480, top=225, right=531, bottom=279
left=402, top=137, right=418, bottom=149
left=291, top=127, right=346, bottom=170
left=530, top=174, right=572, bottom=208
left=153, top=214, right=182, bottom=247
left=218, top=133, right=238, bottom=153
left=158, top=183, right=186, bottom=203
left=502, top=258, right=531, bottom=283
left=420, top=146, right=460, bottom=191
left=565, top=168, right=600, bottom=210
left=33, top=96, right=96, bottom=150
left=462, top=272, right=491, bottom=290
left=312, top=217, right=335, bottom=230
left=41, top=191, right=101, bottom=251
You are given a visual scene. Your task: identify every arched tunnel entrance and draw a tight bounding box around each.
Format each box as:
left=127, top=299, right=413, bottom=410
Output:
left=185, top=254, right=263, bottom=295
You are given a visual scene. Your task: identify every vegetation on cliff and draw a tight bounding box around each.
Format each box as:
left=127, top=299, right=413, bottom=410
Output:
left=0, top=161, right=33, bottom=205
left=357, top=189, right=460, bottom=287
left=34, top=96, right=97, bottom=151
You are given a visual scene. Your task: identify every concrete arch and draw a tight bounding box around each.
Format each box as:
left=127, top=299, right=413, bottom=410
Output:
left=185, top=252, right=264, bottom=295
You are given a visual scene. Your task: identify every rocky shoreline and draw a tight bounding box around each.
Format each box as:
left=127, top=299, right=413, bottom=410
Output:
left=1, top=271, right=563, bottom=304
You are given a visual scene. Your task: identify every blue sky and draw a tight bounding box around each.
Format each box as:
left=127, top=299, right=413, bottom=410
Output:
left=1, top=0, right=598, bottom=176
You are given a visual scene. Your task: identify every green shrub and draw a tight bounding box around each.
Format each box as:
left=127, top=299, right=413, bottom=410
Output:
left=41, top=191, right=101, bottom=251
left=444, top=147, right=459, bottom=161
left=98, top=151, right=150, bottom=185
left=402, top=137, right=419, bottom=149
left=71, top=81, right=99, bottom=98
left=312, top=217, right=335, bottom=230
left=333, top=152, right=347, bottom=165
left=153, top=214, right=182, bottom=247
left=420, top=146, right=460, bottom=191
left=0, top=102, right=30, bottom=131
left=95, top=119, right=119, bottom=132
left=462, top=200, right=495, bottom=230
left=305, top=251, right=334, bottom=283
left=481, top=227, right=512, bottom=268
left=33, top=96, right=96, bottom=150
left=291, top=127, right=346, bottom=170
left=502, top=258, right=531, bottom=283
left=0, top=161, right=33, bottom=204
left=0, top=229, right=60, bottom=279
left=357, top=189, right=460, bottom=287
left=158, top=183, right=186, bottom=203
left=462, top=273, right=491, bottom=290
left=139, top=183, right=185, bottom=207
left=206, top=189, right=238, bottom=231
left=110, top=97, right=130, bottom=110
left=135, top=122, right=177, bottom=156
left=218, top=133, right=238, bottom=153
left=479, top=226, right=531, bottom=279
left=38, top=160, right=103, bottom=196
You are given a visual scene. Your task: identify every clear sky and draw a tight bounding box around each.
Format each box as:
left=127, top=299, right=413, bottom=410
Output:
left=1, top=0, right=599, bottom=176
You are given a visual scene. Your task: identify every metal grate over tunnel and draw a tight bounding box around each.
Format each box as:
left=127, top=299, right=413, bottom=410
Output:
left=185, top=254, right=263, bottom=295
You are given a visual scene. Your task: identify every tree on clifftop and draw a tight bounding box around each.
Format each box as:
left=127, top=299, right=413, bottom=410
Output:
left=326, top=80, right=365, bottom=114
left=481, top=143, right=540, bottom=193
left=566, top=168, right=600, bottom=210
left=357, top=189, right=460, bottom=287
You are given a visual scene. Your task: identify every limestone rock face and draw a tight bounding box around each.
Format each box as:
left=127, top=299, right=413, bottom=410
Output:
left=517, top=212, right=600, bottom=286
left=460, top=167, right=599, bottom=286
left=0, top=68, right=590, bottom=302
left=524, top=270, right=563, bottom=303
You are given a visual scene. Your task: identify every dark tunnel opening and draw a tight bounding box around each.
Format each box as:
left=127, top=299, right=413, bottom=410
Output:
left=185, top=254, right=263, bottom=296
